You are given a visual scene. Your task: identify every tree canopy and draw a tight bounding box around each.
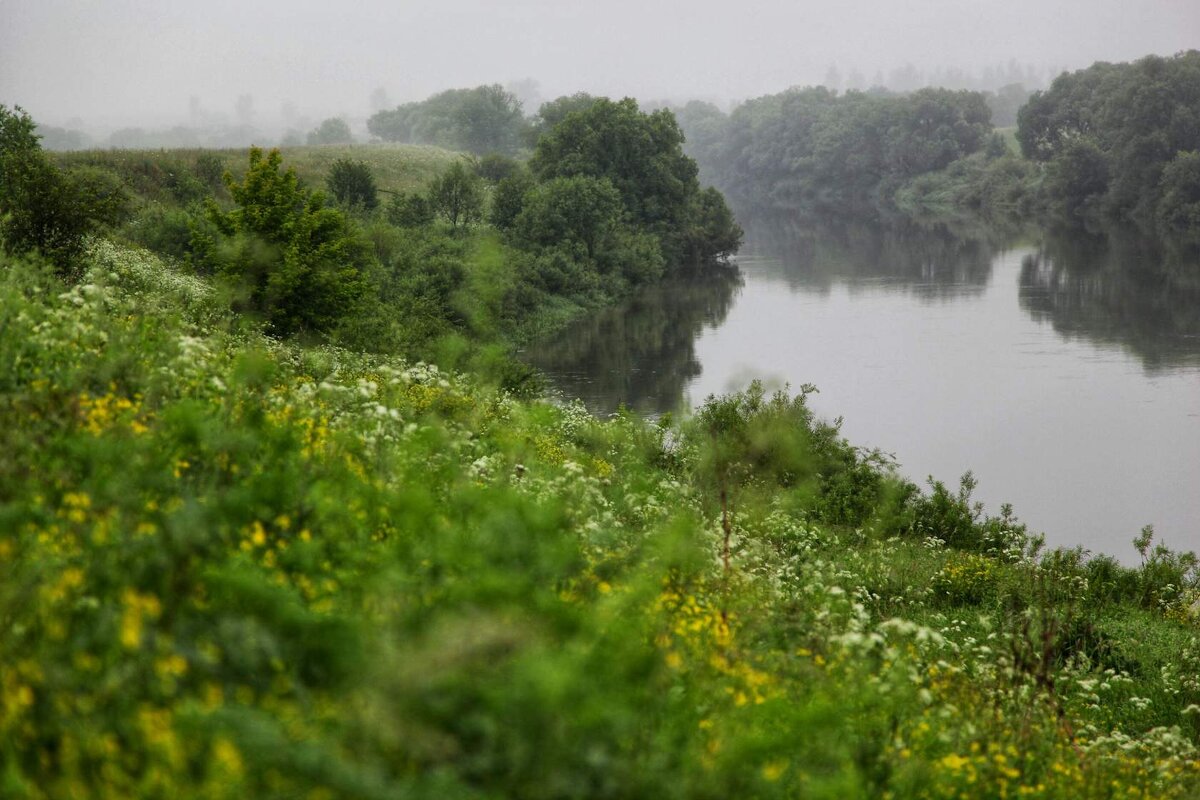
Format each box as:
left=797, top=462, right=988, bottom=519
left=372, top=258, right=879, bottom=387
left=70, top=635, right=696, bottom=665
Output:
left=367, top=85, right=528, bottom=155
left=1017, top=51, right=1200, bottom=224
left=193, top=147, right=370, bottom=335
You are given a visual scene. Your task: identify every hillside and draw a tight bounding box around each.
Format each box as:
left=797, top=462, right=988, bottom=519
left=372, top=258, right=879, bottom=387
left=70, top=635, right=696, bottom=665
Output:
left=3, top=238, right=1200, bottom=798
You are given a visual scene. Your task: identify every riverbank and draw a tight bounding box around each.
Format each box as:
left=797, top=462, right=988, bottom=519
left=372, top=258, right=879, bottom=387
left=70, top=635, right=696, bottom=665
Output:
left=3, top=231, right=1200, bottom=798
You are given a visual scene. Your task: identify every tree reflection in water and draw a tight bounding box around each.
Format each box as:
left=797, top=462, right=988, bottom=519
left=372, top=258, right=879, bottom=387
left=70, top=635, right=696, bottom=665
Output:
left=522, top=265, right=743, bottom=416
left=1019, top=225, right=1200, bottom=373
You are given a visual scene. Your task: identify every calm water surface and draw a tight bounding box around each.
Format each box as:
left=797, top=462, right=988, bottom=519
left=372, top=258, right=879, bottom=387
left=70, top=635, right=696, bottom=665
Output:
left=524, top=217, right=1200, bottom=560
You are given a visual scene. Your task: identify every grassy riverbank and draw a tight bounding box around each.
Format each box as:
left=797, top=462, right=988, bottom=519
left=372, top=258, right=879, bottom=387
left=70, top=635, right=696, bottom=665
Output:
left=2, top=237, right=1200, bottom=799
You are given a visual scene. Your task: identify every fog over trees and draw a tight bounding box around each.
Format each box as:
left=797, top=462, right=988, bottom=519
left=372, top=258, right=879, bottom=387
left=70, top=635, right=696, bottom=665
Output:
left=2, top=0, right=1196, bottom=142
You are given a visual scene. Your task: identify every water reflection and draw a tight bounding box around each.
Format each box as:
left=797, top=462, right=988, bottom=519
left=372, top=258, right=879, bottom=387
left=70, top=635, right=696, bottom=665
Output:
left=740, top=212, right=1019, bottom=300
left=1019, top=226, right=1200, bottom=373
left=521, top=266, right=744, bottom=415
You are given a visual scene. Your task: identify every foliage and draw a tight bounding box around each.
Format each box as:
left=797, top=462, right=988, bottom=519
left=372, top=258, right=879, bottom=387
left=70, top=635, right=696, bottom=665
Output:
left=514, top=175, right=625, bottom=259
left=530, top=97, right=739, bottom=266
left=474, top=152, right=521, bottom=183
left=531, top=92, right=599, bottom=135
left=488, top=170, right=534, bottom=231
left=1044, top=137, right=1110, bottom=219
left=1157, top=150, right=1200, bottom=232
left=385, top=191, right=435, bottom=228
left=426, top=161, right=484, bottom=232
left=678, top=87, right=994, bottom=216
left=1017, top=51, right=1200, bottom=228
left=530, top=98, right=698, bottom=238
left=306, top=117, right=353, bottom=146
left=192, top=147, right=370, bottom=335
left=0, top=105, right=129, bottom=276
left=367, top=85, right=528, bottom=155
left=3, top=241, right=1200, bottom=799
left=325, top=158, right=379, bottom=210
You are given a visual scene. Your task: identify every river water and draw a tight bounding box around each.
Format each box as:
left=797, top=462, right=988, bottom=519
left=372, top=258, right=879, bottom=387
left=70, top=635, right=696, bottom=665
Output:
left=523, top=216, right=1200, bottom=561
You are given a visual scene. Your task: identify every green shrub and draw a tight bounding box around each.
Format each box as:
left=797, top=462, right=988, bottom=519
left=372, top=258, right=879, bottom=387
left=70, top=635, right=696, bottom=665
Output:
left=192, top=147, right=370, bottom=335
left=326, top=158, right=379, bottom=211
left=0, top=105, right=129, bottom=276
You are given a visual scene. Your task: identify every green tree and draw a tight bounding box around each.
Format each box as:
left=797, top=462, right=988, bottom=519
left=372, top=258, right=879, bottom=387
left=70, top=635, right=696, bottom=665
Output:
left=530, top=98, right=698, bottom=236
left=367, top=85, right=528, bottom=154
left=307, top=117, right=353, bottom=145
left=1157, top=151, right=1200, bottom=231
left=515, top=176, right=624, bottom=260
left=488, top=171, right=534, bottom=231
left=0, top=105, right=127, bottom=276
left=387, top=192, right=436, bottom=228
left=531, top=93, right=599, bottom=136
left=194, top=147, right=370, bottom=334
left=683, top=187, right=743, bottom=265
left=1045, top=138, right=1110, bottom=218
left=427, top=162, right=484, bottom=233
left=326, top=158, right=378, bottom=210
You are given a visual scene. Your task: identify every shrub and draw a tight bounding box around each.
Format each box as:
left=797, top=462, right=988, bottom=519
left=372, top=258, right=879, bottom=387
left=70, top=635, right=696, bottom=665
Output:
left=326, top=158, right=379, bottom=211
left=192, top=147, right=370, bottom=335
left=427, top=162, right=484, bottom=233
left=386, top=192, right=435, bottom=228
left=0, top=105, right=129, bottom=276
left=306, top=117, right=353, bottom=145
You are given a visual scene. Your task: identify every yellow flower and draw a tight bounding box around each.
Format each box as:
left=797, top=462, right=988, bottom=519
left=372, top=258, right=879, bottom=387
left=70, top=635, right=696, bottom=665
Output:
left=762, top=761, right=787, bottom=782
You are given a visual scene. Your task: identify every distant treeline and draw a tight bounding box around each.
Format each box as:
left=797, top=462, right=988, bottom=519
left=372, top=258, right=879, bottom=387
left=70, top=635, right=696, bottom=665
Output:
left=673, top=87, right=998, bottom=215
left=674, top=51, right=1200, bottom=236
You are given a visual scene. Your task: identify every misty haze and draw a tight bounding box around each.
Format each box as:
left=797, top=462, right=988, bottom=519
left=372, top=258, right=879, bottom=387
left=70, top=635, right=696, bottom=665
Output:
left=2, top=1, right=1200, bottom=797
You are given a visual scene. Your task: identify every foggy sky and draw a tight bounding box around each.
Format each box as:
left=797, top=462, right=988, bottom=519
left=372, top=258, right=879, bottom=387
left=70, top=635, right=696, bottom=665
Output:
left=2, top=0, right=1197, bottom=129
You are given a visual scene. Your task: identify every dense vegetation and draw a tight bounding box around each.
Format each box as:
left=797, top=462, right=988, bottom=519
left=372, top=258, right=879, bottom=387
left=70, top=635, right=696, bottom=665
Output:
left=676, top=51, right=1200, bottom=237
left=367, top=85, right=529, bottom=156
left=4, top=78, right=1200, bottom=798
left=4, top=231, right=1200, bottom=797
left=1018, top=51, right=1200, bottom=231
left=13, top=97, right=740, bottom=375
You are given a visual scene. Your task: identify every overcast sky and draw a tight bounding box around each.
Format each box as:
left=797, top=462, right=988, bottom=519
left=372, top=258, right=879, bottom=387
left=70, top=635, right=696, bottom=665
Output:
left=1, top=0, right=1197, bottom=129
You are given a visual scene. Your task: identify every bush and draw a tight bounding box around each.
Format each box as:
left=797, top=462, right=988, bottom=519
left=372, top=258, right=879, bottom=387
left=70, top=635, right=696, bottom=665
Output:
left=326, top=158, right=379, bottom=211
left=489, top=171, right=533, bottom=231
left=427, top=162, right=484, bottom=233
left=475, top=153, right=522, bottom=183
left=0, top=105, right=129, bottom=276
left=192, top=147, right=370, bottom=335
left=386, top=192, right=435, bottom=228
left=306, top=117, right=353, bottom=145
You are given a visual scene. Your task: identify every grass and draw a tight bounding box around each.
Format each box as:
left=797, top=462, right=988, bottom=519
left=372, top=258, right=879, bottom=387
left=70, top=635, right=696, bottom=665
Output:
left=53, top=143, right=464, bottom=199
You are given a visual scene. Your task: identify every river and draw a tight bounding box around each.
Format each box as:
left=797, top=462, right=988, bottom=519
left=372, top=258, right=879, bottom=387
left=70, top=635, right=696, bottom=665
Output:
left=523, top=215, right=1200, bottom=561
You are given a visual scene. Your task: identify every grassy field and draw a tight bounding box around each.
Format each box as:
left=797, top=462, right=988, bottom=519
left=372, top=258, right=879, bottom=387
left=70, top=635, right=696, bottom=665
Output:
left=53, top=142, right=464, bottom=199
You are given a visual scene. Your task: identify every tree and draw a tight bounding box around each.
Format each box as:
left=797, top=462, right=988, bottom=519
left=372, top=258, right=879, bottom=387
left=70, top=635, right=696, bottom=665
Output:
left=367, top=85, right=528, bottom=155
left=528, top=97, right=743, bottom=266
left=531, top=93, right=598, bottom=136
left=326, top=158, right=378, bottom=210
left=529, top=98, right=699, bottom=252
left=683, top=187, right=743, bottom=265
left=515, top=176, right=624, bottom=260
left=1157, top=150, right=1200, bottom=231
left=1045, top=138, right=1110, bottom=218
left=387, top=192, right=436, bottom=228
left=194, top=147, right=369, bottom=334
left=489, top=171, right=534, bottom=231
left=307, top=117, right=353, bottom=145
left=0, top=105, right=128, bottom=276
left=427, top=162, right=484, bottom=233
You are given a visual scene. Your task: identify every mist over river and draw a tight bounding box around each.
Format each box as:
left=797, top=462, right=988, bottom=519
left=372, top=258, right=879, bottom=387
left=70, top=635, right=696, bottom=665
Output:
left=525, top=215, right=1200, bottom=562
